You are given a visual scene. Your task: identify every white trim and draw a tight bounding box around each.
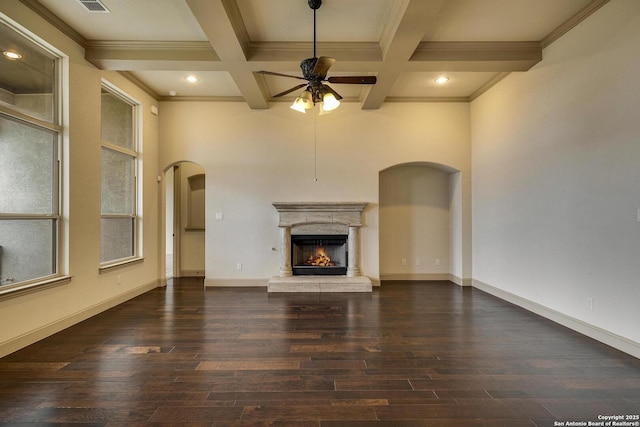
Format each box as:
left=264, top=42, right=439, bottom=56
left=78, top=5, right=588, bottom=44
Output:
left=0, top=279, right=160, bottom=358
left=472, top=279, right=640, bottom=359
left=380, top=273, right=450, bottom=281
left=449, top=274, right=472, bottom=287
left=179, top=269, right=205, bottom=277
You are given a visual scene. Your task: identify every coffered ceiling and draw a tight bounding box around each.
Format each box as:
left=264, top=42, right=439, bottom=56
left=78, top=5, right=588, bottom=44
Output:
left=25, top=0, right=609, bottom=109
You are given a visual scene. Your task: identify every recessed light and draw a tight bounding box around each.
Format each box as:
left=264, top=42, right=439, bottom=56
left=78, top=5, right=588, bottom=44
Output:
left=3, top=50, right=22, bottom=60
left=185, top=75, right=199, bottom=83
left=434, top=76, right=449, bottom=85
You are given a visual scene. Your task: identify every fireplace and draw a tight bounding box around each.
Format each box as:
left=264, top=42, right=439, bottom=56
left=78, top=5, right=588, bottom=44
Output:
left=268, top=202, right=371, bottom=292
left=291, top=234, right=347, bottom=276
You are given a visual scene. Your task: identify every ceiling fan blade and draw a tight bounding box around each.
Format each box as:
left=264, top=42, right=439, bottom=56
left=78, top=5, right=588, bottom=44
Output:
left=256, top=70, right=307, bottom=81
left=272, top=83, right=308, bottom=98
left=312, top=56, right=335, bottom=77
left=323, top=84, right=343, bottom=101
left=327, top=76, right=377, bottom=85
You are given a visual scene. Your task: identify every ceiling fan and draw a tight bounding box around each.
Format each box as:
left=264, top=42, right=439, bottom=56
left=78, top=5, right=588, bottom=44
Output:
left=256, top=0, right=377, bottom=113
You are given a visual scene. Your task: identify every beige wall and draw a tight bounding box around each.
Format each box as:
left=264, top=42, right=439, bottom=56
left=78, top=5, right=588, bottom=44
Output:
left=0, top=3, right=161, bottom=357
left=471, top=0, right=640, bottom=353
left=158, top=101, right=472, bottom=286
left=379, top=164, right=452, bottom=280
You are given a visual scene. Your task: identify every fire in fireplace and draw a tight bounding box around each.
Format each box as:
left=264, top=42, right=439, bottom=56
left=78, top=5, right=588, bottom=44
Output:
left=291, top=235, right=348, bottom=276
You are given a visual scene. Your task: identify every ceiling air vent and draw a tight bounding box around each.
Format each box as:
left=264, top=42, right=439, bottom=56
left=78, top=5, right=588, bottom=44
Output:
left=76, top=0, right=110, bottom=13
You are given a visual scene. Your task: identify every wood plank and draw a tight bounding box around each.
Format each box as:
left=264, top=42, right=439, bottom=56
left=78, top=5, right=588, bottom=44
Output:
left=0, top=278, right=638, bottom=425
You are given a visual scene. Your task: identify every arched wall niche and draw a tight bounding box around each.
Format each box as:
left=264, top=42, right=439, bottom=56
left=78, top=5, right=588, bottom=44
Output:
left=379, top=161, right=464, bottom=282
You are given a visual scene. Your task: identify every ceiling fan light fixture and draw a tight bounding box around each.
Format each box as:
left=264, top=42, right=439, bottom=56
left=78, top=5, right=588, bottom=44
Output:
left=299, top=89, right=314, bottom=108
left=321, top=92, right=340, bottom=112
left=291, top=89, right=314, bottom=113
left=256, top=0, right=376, bottom=114
left=290, top=99, right=306, bottom=113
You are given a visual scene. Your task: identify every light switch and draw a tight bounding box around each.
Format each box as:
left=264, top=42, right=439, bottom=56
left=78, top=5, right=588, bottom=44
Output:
left=215, top=212, right=223, bottom=220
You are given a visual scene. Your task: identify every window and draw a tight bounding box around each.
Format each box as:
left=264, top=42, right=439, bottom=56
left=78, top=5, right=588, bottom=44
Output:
left=100, top=82, right=140, bottom=266
left=0, top=18, right=64, bottom=293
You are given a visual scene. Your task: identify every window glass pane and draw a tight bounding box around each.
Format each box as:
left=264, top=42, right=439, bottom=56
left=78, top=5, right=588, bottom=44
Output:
left=0, top=219, right=56, bottom=285
left=0, top=115, right=55, bottom=214
left=101, top=217, right=134, bottom=263
left=101, top=90, right=133, bottom=150
left=101, top=147, right=134, bottom=214
left=0, top=22, right=55, bottom=122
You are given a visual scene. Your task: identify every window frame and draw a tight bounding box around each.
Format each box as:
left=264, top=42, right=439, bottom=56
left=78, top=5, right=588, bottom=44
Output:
left=99, top=80, right=142, bottom=270
left=0, top=15, right=69, bottom=298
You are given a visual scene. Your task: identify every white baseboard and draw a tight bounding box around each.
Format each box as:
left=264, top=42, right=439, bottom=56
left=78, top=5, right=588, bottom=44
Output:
left=0, top=280, right=160, bottom=358
left=380, top=273, right=450, bottom=281
left=472, top=279, right=640, bottom=359
left=179, top=270, right=205, bottom=277
left=449, top=274, right=472, bottom=287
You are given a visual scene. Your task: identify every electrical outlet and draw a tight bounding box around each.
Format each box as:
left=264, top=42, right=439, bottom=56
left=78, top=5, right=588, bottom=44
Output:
left=587, top=298, right=593, bottom=309
left=401, top=258, right=407, bottom=266
left=236, top=263, right=242, bottom=271
left=117, top=274, right=122, bottom=285
left=416, top=259, right=421, bottom=266
left=435, top=259, right=440, bottom=266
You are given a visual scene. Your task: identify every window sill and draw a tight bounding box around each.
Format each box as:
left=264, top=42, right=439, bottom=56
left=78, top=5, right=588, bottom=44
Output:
left=99, top=257, right=144, bottom=273
left=0, top=275, right=72, bottom=301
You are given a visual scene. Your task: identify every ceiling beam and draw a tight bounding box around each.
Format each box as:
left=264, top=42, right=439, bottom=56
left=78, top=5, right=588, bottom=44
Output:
left=410, top=41, right=542, bottom=71
left=362, top=0, right=449, bottom=110
left=85, top=41, right=220, bottom=71
left=185, top=0, right=268, bottom=109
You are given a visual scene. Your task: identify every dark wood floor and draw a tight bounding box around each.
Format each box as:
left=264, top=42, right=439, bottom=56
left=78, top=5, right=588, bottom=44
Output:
left=1, top=278, right=639, bottom=426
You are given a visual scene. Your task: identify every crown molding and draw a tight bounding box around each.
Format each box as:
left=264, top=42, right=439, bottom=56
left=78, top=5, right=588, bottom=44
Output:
left=19, top=0, right=87, bottom=46
left=159, top=96, right=245, bottom=103
left=469, top=72, right=510, bottom=101
left=541, top=0, right=610, bottom=48
left=384, top=96, right=469, bottom=103
left=118, top=71, right=159, bottom=101
left=247, top=41, right=382, bottom=62
left=85, top=40, right=215, bottom=51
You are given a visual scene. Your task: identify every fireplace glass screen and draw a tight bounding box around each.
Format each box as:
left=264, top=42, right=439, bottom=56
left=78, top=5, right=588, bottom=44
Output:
left=291, top=235, right=347, bottom=275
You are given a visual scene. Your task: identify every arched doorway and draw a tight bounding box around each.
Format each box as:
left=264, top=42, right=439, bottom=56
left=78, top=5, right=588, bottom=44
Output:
left=164, top=162, right=205, bottom=281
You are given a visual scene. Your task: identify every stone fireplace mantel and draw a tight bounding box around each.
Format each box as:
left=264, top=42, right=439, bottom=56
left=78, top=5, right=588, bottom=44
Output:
left=268, top=202, right=372, bottom=292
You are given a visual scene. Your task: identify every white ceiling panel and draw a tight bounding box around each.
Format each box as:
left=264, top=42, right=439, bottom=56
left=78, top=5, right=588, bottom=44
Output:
left=425, top=0, right=593, bottom=41
left=390, top=72, right=502, bottom=98
left=39, top=0, right=208, bottom=41
left=237, top=0, right=396, bottom=42
left=131, top=71, right=241, bottom=98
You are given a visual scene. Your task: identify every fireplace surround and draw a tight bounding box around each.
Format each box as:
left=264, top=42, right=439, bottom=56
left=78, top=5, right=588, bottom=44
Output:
left=268, top=202, right=372, bottom=292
